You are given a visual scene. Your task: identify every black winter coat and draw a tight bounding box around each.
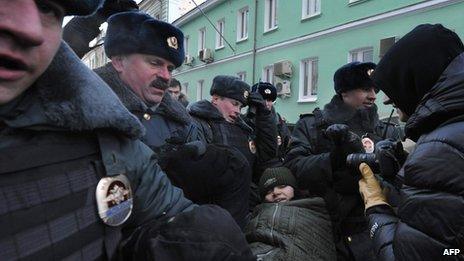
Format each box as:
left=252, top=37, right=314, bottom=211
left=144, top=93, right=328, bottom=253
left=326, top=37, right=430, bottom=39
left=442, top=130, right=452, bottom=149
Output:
left=284, top=95, right=401, bottom=260
left=366, top=53, right=464, bottom=261
left=189, top=100, right=278, bottom=181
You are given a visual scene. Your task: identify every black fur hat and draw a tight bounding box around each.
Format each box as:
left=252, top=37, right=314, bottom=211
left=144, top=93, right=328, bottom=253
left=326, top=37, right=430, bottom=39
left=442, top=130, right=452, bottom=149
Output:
left=333, top=62, right=377, bottom=94
left=105, top=11, right=185, bottom=68
left=61, top=0, right=103, bottom=15
left=251, top=82, right=277, bottom=102
left=210, top=76, right=251, bottom=105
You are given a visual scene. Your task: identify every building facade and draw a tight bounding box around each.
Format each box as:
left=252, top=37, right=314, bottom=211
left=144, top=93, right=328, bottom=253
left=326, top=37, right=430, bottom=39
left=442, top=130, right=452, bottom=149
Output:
left=172, top=0, right=464, bottom=123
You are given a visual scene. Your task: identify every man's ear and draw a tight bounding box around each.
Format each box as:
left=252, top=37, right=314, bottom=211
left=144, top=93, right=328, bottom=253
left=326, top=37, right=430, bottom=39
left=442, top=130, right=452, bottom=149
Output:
left=111, top=56, right=125, bottom=73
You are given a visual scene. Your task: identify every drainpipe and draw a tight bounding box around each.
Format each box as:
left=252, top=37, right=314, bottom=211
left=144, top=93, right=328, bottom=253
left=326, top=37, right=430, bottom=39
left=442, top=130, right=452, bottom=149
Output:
left=252, top=0, right=259, bottom=84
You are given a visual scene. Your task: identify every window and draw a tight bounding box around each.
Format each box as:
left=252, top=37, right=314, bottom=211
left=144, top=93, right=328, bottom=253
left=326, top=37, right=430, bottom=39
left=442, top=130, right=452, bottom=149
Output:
left=197, top=80, right=204, bottom=100
left=237, top=71, right=246, bottom=81
left=216, top=19, right=225, bottom=49
left=198, top=28, right=206, bottom=52
left=237, top=7, right=249, bottom=41
left=302, top=0, right=321, bottom=19
left=262, top=65, right=274, bottom=85
left=299, top=58, right=318, bottom=102
left=183, top=83, right=189, bottom=95
left=349, top=47, right=374, bottom=62
left=184, top=35, right=190, bottom=55
left=264, top=0, right=278, bottom=32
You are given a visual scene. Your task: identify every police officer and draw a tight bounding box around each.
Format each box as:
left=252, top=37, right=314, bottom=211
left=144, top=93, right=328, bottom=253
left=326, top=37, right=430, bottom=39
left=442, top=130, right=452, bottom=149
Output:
left=251, top=82, right=291, bottom=161
left=189, top=76, right=278, bottom=208
left=64, top=7, right=200, bottom=153
left=0, top=1, right=253, bottom=260
left=284, top=62, right=402, bottom=260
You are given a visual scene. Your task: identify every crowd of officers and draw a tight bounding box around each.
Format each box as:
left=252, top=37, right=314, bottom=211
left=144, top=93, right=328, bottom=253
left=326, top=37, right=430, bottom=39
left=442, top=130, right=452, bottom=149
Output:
left=0, top=0, right=463, bottom=260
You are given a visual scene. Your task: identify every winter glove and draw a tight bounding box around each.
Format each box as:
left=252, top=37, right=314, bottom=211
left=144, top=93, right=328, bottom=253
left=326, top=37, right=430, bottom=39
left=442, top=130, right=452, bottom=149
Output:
left=97, top=0, right=139, bottom=20
left=375, top=139, right=408, bottom=188
left=325, top=124, right=364, bottom=170
left=358, top=163, right=389, bottom=211
left=247, top=92, right=268, bottom=117
left=156, top=138, right=206, bottom=170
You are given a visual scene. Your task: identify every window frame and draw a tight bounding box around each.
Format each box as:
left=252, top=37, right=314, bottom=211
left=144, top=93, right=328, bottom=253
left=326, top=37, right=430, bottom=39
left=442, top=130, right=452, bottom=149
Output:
left=237, top=6, right=249, bottom=42
left=184, top=35, right=190, bottom=56
left=298, top=57, right=318, bottom=102
left=198, top=27, right=206, bottom=52
left=302, top=0, right=321, bottom=20
left=216, top=19, right=225, bottom=49
left=262, top=65, right=275, bottom=85
left=197, top=80, right=204, bottom=100
left=348, top=47, right=374, bottom=63
left=264, top=0, right=278, bottom=32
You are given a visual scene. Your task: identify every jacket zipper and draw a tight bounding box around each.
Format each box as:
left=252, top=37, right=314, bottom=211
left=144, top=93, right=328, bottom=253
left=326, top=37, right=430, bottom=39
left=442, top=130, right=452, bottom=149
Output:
left=270, top=203, right=279, bottom=245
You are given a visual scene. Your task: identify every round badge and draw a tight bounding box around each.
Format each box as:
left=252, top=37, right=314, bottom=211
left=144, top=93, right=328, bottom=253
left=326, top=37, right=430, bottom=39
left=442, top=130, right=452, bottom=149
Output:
left=96, top=174, right=133, bottom=226
left=367, top=69, right=374, bottom=76
left=362, top=137, right=375, bottom=153
left=264, top=89, right=272, bottom=95
left=248, top=140, right=257, bottom=154
left=143, top=113, right=151, bottom=121
left=167, top=36, right=178, bottom=49
left=244, top=90, right=250, bottom=99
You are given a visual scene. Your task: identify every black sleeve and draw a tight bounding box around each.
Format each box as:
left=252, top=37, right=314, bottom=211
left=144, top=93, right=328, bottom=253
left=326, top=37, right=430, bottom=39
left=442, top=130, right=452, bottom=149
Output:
left=284, top=116, right=334, bottom=190
left=62, top=14, right=106, bottom=58
left=253, top=109, right=279, bottom=169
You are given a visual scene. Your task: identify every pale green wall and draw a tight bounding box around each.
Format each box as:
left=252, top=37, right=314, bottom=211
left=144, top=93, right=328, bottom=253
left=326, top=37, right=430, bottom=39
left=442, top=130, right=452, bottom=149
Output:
left=174, top=0, right=464, bottom=123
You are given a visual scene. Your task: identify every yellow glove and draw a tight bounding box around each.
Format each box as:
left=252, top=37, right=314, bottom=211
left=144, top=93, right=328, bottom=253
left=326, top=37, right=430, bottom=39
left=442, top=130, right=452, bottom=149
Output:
left=358, top=163, right=389, bottom=210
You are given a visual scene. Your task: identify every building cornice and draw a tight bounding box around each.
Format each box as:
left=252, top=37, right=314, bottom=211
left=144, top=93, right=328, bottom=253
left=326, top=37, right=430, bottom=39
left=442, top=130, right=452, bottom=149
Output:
left=173, top=0, right=461, bottom=76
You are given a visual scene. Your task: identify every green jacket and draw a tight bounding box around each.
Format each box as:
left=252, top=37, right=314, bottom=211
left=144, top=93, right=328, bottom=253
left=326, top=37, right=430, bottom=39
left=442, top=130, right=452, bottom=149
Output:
left=245, top=198, right=336, bottom=261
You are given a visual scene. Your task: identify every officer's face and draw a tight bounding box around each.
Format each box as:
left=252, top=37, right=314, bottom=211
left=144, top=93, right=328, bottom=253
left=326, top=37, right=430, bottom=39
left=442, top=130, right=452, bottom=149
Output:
left=0, top=0, right=64, bottom=105
left=167, top=85, right=181, bottom=100
left=265, top=100, right=274, bottom=110
left=112, top=53, right=175, bottom=105
left=264, top=185, right=294, bottom=203
left=212, top=95, right=242, bottom=123
left=342, top=87, right=376, bottom=109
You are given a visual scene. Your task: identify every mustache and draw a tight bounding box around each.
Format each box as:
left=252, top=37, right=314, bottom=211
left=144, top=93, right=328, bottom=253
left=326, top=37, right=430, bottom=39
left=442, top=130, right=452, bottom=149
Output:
left=150, top=78, right=169, bottom=90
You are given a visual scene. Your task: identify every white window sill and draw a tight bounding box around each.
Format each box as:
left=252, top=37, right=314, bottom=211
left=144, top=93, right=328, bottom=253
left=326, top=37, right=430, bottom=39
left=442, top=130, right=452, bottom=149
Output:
left=264, top=26, right=278, bottom=34
left=301, top=12, right=321, bottom=21
left=298, top=96, right=317, bottom=103
left=236, top=37, right=248, bottom=43
left=215, top=45, right=224, bottom=50
left=348, top=0, right=370, bottom=6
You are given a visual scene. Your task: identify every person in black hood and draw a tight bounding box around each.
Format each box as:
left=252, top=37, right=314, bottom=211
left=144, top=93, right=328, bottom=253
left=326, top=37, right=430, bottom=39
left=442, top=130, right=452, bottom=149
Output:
left=359, top=24, right=464, bottom=260
left=284, top=62, right=402, bottom=260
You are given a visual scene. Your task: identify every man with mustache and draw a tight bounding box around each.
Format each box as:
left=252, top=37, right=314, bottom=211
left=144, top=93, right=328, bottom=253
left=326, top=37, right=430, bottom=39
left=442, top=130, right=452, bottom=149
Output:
left=64, top=7, right=200, bottom=153
left=0, top=1, right=254, bottom=260
left=284, top=62, right=402, bottom=260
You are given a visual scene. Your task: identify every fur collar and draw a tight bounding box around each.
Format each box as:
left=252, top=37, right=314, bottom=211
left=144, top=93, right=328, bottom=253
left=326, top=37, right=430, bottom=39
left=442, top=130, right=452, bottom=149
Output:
left=94, top=63, right=191, bottom=126
left=322, top=95, right=379, bottom=134
left=33, top=42, right=144, bottom=138
left=188, top=99, right=224, bottom=120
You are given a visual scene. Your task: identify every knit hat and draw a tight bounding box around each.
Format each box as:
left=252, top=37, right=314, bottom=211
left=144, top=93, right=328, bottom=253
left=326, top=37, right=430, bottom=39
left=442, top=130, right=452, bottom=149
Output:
left=258, top=167, right=297, bottom=199
left=334, top=62, right=377, bottom=95
left=251, top=82, right=277, bottom=102
left=373, top=24, right=464, bottom=116
left=105, top=11, right=185, bottom=68
left=60, top=0, right=102, bottom=16
left=210, top=75, right=251, bottom=105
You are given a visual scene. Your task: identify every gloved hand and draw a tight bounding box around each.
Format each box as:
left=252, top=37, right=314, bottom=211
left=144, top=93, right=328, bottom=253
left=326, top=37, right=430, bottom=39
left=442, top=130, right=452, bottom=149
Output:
left=156, top=138, right=206, bottom=170
left=325, top=124, right=364, bottom=170
left=97, top=0, right=139, bottom=20
left=375, top=139, right=408, bottom=182
left=247, top=92, right=268, bottom=117
left=358, top=163, right=389, bottom=210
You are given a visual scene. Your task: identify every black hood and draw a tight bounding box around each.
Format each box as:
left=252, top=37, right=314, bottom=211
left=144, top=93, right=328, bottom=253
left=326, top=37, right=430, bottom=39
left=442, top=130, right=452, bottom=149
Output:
left=373, top=24, right=464, bottom=117
left=405, top=52, right=464, bottom=141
